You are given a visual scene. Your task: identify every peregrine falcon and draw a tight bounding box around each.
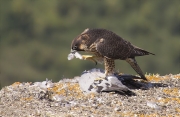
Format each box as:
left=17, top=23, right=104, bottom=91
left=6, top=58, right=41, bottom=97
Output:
left=69, top=28, right=154, bottom=81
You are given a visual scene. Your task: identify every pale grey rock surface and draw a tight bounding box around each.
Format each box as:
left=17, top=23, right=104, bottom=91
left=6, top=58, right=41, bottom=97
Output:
left=0, top=69, right=180, bottom=117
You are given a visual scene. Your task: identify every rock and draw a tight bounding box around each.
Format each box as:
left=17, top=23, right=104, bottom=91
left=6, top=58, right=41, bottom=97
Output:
left=0, top=70, right=180, bottom=117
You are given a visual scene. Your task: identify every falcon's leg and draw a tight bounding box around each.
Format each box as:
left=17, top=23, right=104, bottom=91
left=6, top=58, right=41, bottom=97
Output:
left=126, top=57, right=148, bottom=81
left=94, top=58, right=115, bottom=81
left=104, top=57, right=115, bottom=76
left=81, top=55, right=97, bottom=65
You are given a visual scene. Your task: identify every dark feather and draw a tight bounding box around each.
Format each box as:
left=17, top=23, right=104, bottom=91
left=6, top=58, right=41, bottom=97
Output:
left=130, top=47, right=155, bottom=57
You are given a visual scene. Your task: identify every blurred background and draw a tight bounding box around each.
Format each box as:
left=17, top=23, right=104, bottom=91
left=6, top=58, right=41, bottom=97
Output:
left=0, top=0, right=180, bottom=87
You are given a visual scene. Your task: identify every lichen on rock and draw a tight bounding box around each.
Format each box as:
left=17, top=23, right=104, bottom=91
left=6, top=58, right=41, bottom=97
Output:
left=0, top=69, right=180, bottom=117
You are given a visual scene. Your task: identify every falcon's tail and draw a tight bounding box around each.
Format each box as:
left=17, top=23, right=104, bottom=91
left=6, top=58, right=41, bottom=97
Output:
left=131, top=47, right=155, bottom=57
left=126, top=57, right=148, bottom=81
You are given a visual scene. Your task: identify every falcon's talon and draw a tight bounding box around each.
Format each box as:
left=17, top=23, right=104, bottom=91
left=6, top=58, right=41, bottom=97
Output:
left=141, top=79, right=149, bottom=83
left=82, top=55, right=97, bottom=65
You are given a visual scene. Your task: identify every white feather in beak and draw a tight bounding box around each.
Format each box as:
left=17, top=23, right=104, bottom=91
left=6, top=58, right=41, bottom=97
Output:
left=68, top=49, right=82, bottom=60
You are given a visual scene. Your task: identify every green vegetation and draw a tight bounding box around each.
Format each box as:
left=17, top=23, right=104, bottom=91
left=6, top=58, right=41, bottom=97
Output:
left=0, top=0, right=180, bottom=87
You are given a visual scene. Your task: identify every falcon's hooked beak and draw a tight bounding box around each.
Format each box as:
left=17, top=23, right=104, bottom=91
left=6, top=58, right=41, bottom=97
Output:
left=70, top=49, right=77, bottom=54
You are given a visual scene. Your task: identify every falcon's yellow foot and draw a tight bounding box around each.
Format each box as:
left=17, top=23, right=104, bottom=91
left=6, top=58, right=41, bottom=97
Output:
left=82, top=55, right=97, bottom=65
left=141, top=79, right=149, bottom=83
left=94, top=77, right=105, bottom=81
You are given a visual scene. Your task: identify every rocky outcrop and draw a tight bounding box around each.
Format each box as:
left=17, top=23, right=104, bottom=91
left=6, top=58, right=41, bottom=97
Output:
left=0, top=69, right=180, bottom=117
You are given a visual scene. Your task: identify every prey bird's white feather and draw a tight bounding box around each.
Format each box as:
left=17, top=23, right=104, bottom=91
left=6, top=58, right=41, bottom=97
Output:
left=68, top=52, right=82, bottom=60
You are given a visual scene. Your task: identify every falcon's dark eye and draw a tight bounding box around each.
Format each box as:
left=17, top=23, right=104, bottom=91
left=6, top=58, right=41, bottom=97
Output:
left=73, top=46, right=77, bottom=50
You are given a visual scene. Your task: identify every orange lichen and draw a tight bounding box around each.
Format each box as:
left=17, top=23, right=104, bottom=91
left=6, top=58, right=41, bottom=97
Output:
left=66, top=83, right=80, bottom=92
left=120, top=112, right=135, bottom=116
left=86, top=92, right=96, bottom=98
left=138, top=114, right=159, bottom=117
left=146, top=74, right=180, bottom=82
left=163, top=88, right=179, bottom=96
left=146, top=74, right=162, bottom=82
left=49, top=84, right=66, bottom=96
left=176, top=108, right=180, bottom=112
left=158, top=98, right=180, bottom=104
left=11, top=82, right=21, bottom=86
left=119, top=113, right=180, bottom=117
left=20, top=96, right=33, bottom=101
left=48, top=82, right=84, bottom=99
left=120, top=112, right=159, bottom=117
left=174, top=74, right=180, bottom=79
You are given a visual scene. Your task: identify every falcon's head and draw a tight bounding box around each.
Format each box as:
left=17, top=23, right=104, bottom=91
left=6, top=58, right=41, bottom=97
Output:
left=71, top=28, right=90, bottom=53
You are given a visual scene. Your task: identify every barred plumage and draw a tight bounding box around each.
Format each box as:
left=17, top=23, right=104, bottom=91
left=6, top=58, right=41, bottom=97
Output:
left=70, top=28, right=154, bottom=80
